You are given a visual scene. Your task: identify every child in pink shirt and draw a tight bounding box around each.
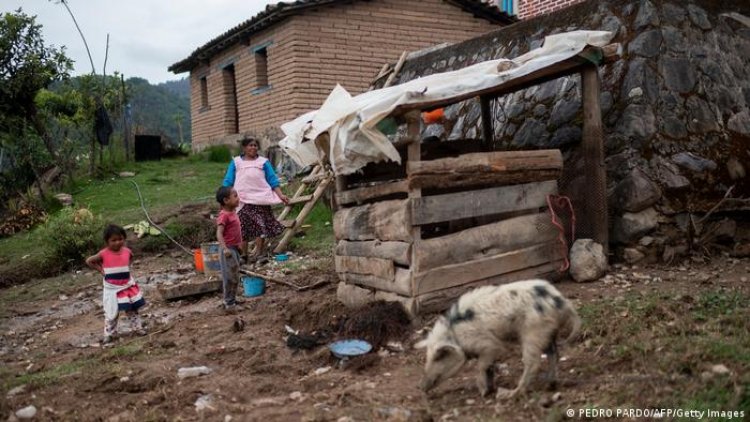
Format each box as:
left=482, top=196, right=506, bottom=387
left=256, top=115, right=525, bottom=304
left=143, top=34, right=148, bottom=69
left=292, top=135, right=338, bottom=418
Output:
left=216, top=186, right=243, bottom=310
left=86, top=224, right=146, bottom=343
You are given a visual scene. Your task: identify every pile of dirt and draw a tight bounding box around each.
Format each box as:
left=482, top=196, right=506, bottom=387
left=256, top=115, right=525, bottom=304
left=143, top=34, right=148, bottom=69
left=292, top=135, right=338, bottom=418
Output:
left=339, top=300, right=412, bottom=350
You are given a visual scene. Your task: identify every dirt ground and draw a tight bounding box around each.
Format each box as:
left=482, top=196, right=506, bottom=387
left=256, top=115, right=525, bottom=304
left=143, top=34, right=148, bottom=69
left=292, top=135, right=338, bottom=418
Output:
left=1, top=251, right=748, bottom=421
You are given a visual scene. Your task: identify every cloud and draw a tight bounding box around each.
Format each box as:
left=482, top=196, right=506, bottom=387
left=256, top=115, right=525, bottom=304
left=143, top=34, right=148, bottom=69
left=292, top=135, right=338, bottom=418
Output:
left=5, top=0, right=278, bottom=83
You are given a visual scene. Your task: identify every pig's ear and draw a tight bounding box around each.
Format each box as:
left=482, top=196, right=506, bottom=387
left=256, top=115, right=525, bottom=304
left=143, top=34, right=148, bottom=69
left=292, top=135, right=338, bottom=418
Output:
left=414, top=339, right=428, bottom=349
left=434, top=344, right=458, bottom=361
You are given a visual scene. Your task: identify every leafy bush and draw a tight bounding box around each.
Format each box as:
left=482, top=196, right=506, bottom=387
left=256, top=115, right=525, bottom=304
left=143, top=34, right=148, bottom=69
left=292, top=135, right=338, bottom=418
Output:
left=42, top=207, right=106, bottom=268
left=206, top=145, right=232, bottom=163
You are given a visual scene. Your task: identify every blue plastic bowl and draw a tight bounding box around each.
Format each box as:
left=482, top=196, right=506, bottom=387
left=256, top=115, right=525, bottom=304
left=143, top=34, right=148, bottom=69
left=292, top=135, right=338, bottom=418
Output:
left=328, top=339, right=372, bottom=359
left=275, top=253, right=289, bottom=262
left=242, top=276, right=265, bottom=297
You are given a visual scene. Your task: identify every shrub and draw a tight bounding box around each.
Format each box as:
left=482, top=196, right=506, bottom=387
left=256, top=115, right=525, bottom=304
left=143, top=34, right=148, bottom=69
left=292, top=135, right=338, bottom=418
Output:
left=206, top=145, right=232, bottom=163
left=42, top=207, right=106, bottom=268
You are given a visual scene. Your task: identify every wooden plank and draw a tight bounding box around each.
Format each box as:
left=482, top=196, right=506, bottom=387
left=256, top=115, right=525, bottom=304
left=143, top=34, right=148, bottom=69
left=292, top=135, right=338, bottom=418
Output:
left=416, top=260, right=565, bottom=314
left=405, top=111, right=422, bottom=293
left=333, top=198, right=412, bottom=242
left=274, top=174, right=333, bottom=253
left=414, top=242, right=562, bottom=295
left=335, top=255, right=395, bottom=281
left=339, top=268, right=412, bottom=296
left=288, top=194, right=313, bottom=205
left=158, top=279, right=222, bottom=300
left=408, top=149, right=563, bottom=190
left=581, top=64, right=608, bottom=253
left=390, top=44, right=621, bottom=116
left=384, top=50, right=408, bottom=88
left=411, top=180, right=557, bottom=226
left=335, top=240, right=411, bottom=266
left=335, top=180, right=409, bottom=206
left=278, top=165, right=320, bottom=221
left=281, top=219, right=295, bottom=228
left=416, top=212, right=558, bottom=271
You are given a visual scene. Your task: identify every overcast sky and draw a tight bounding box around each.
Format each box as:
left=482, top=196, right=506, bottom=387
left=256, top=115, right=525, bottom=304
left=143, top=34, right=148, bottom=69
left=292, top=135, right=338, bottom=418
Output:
left=3, top=0, right=281, bottom=83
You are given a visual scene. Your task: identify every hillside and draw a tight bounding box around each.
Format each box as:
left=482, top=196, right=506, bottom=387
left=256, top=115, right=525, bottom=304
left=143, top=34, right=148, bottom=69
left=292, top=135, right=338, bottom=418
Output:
left=127, top=77, right=191, bottom=144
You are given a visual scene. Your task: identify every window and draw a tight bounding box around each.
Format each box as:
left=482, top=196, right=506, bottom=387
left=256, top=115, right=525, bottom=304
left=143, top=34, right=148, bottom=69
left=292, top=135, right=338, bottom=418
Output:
left=199, top=76, right=208, bottom=109
left=255, top=47, right=269, bottom=89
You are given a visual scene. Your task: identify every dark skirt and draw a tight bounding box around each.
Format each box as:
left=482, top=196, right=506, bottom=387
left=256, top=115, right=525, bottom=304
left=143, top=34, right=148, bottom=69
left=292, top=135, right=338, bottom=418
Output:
left=238, top=204, right=285, bottom=239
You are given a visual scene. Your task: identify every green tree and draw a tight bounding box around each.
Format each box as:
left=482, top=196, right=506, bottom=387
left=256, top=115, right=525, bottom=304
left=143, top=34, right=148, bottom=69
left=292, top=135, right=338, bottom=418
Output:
left=0, top=9, right=72, bottom=200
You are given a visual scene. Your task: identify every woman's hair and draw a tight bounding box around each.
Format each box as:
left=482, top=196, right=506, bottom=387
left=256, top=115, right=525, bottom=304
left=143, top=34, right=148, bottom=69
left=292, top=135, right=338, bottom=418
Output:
left=241, top=137, right=259, bottom=147
left=216, top=186, right=233, bottom=205
left=103, top=224, right=127, bottom=242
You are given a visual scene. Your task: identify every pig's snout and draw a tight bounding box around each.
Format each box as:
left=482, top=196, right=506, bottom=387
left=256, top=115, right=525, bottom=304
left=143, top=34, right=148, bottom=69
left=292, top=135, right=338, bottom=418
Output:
left=419, top=377, right=436, bottom=392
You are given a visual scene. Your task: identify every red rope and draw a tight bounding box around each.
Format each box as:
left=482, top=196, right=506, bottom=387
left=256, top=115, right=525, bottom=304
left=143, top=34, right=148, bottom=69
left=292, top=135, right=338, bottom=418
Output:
left=546, top=195, right=575, bottom=272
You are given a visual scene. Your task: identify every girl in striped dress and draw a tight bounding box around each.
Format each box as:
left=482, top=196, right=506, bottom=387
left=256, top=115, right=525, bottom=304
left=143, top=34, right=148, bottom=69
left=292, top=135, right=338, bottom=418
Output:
left=86, top=224, right=146, bottom=343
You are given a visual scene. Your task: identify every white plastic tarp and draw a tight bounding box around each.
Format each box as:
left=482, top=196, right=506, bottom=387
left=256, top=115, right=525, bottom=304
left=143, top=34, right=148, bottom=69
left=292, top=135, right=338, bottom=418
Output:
left=279, top=30, right=614, bottom=175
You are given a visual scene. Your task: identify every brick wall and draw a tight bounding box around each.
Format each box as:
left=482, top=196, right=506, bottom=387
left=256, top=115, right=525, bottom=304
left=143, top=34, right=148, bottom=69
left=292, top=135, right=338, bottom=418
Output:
left=189, top=0, right=500, bottom=151
left=517, top=0, right=586, bottom=19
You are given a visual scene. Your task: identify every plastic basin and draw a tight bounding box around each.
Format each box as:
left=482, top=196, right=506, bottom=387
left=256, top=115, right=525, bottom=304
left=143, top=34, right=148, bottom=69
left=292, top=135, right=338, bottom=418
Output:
left=328, top=339, right=372, bottom=359
left=242, top=276, right=266, bottom=297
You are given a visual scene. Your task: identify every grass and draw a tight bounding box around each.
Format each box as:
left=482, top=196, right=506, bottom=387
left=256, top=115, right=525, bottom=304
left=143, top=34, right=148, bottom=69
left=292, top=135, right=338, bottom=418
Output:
left=0, top=155, right=335, bottom=283
left=578, top=289, right=750, bottom=414
left=1, top=359, right=96, bottom=390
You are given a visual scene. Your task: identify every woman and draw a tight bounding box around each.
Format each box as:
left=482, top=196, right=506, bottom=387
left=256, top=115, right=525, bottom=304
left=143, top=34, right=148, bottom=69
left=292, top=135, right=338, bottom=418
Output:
left=222, top=137, right=289, bottom=259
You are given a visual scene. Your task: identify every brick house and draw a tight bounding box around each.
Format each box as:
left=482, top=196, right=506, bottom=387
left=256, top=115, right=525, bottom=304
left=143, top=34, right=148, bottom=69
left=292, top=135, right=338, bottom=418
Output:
left=483, top=0, right=587, bottom=19
left=169, top=0, right=514, bottom=152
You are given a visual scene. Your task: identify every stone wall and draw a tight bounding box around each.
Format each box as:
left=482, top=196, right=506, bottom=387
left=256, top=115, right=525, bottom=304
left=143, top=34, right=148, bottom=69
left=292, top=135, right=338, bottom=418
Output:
left=383, top=0, right=750, bottom=263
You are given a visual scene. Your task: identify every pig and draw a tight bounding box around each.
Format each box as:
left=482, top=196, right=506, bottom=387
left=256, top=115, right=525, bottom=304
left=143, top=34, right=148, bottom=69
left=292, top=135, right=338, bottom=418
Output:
left=415, top=279, right=580, bottom=399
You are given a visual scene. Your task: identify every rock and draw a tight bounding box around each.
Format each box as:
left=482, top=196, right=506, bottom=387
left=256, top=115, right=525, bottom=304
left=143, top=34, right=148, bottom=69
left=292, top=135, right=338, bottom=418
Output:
left=616, top=104, right=656, bottom=140
left=622, top=58, right=658, bottom=102
left=337, top=417, right=355, bottom=422
left=634, top=0, right=659, bottom=29
left=672, top=152, right=717, bottom=173
left=513, top=118, right=549, bottom=147
left=600, top=91, right=613, bottom=115
left=535, top=79, right=563, bottom=102
left=569, top=239, right=608, bottom=282
left=177, top=366, right=212, bottom=379
left=375, top=407, right=413, bottom=420
left=660, top=115, right=688, bottom=139
left=687, top=4, right=712, bottom=30
left=661, top=26, right=688, bottom=53
left=727, top=111, right=750, bottom=135
left=654, top=158, right=690, bottom=190
left=628, top=29, right=662, bottom=57
left=194, top=395, right=215, bottom=412
left=711, top=364, right=730, bottom=375
left=15, top=406, right=37, bottom=419
left=549, top=126, right=581, bottom=148
left=533, top=104, right=547, bottom=118
left=686, top=97, right=720, bottom=133
left=614, top=208, right=659, bottom=243
left=118, top=172, right=136, bottom=178
left=314, top=366, right=332, bottom=376
left=639, top=236, right=655, bottom=246
left=613, top=168, right=662, bottom=213
left=623, top=248, right=646, bottom=264
left=7, top=385, right=26, bottom=397
left=662, top=3, right=686, bottom=26
left=54, top=193, right=73, bottom=207
left=601, top=15, right=625, bottom=37
left=549, top=98, right=580, bottom=128
left=659, top=57, right=696, bottom=93
left=289, top=391, right=303, bottom=401
left=628, top=87, right=643, bottom=99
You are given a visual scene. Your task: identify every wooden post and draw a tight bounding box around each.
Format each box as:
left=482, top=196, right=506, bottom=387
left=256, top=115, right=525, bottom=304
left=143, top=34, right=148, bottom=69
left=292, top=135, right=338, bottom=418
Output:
left=405, top=110, right=422, bottom=299
left=479, top=95, right=493, bottom=149
left=580, top=65, right=608, bottom=253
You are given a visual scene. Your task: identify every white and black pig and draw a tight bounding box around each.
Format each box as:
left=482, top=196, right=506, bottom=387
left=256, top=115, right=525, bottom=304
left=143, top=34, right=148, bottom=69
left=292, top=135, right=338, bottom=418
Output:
left=415, top=279, right=580, bottom=399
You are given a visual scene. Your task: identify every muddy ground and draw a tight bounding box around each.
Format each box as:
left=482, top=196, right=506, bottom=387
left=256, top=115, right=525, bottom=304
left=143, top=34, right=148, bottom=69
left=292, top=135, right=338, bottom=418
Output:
left=1, top=252, right=748, bottom=421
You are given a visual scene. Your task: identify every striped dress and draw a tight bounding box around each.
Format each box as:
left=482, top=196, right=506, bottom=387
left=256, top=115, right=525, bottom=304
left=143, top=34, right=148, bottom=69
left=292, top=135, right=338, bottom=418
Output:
left=100, top=247, right=145, bottom=311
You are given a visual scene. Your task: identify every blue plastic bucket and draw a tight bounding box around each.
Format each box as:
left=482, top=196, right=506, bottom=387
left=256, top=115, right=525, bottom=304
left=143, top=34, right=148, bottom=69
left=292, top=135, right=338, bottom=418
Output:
left=242, top=276, right=266, bottom=297
left=275, top=253, right=289, bottom=262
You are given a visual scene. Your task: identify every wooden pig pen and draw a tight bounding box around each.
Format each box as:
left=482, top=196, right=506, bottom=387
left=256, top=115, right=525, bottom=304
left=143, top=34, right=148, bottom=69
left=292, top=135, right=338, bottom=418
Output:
left=333, top=43, right=620, bottom=315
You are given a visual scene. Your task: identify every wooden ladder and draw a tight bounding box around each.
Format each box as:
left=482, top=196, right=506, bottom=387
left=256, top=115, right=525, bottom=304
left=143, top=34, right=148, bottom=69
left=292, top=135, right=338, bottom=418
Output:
left=273, top=165, right=334, bottom=253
